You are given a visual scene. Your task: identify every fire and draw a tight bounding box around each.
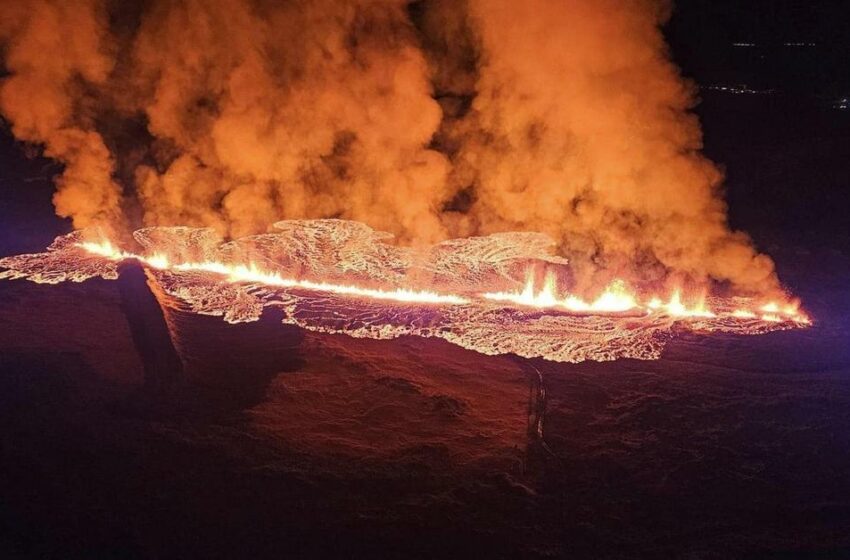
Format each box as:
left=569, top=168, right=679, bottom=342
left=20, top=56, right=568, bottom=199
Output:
left=79, top=240, right=137, bottom=261
left=590, top=281, right=639, bottom=313
left=481, top=270, right=810, bottom=325
left=0, top=224, right=815, bottom=364
left=69, top=239, right=810, bottom=325
left=77, top=241, right=470, bottom=306
left=656, top=290, right=715, bottom=318
left=758, top=301, right=810, bottom=325
left=482, top=272, right=637, bottom=313
left=731, top=309, right=757, bottom=319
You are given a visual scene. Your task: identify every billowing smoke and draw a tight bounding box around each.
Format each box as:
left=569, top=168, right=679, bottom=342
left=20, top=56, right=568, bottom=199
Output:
left=436, top=0, right=778, bottom=294
left=0, top=0, right=779, bottom=295
left=0, top=0, right=123, bottom=229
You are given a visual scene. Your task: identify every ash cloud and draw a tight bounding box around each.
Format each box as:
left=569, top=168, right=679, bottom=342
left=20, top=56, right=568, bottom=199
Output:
left=0, top=0, right=779, bottom=295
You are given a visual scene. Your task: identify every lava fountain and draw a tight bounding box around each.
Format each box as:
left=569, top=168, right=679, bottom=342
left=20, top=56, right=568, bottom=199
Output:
left=0, top=220, right=809, bottom=363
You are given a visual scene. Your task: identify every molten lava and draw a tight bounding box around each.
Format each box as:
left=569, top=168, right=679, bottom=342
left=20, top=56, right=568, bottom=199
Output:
left=483, top=272, right=637, bottom=313
left=0, top=220, right=810, bottom=363
left=79, top=240, right=471, bottom=306
left=75, top=239, right=808, bottom=324
left=482, top=271, right=807, bottom=324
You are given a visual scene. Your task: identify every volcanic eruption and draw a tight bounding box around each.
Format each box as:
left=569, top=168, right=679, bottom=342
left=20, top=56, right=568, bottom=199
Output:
left=0, top=218, right=808, bottom=364
left=0, top=0, right=809, bottom=363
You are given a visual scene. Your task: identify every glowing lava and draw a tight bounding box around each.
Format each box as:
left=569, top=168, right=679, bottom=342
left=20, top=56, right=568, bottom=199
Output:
left=483, top=272, right=637, bottom=313
left=482, top=271, right=809, bottom=324
left=75, top=239, right=810, bottom=324
left=0, top=222, right=813, bottom=363
left=78, top=240, right=471, bottom=306
left=656, top=290, right=715, bottom=318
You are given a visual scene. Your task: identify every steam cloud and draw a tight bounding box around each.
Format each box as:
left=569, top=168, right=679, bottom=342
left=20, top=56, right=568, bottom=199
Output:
left=0, top=0, right=779, bottom=295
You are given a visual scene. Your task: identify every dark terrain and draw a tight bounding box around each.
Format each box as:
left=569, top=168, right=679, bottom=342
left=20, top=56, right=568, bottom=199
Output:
left=2, top=7, right=850, bottom=559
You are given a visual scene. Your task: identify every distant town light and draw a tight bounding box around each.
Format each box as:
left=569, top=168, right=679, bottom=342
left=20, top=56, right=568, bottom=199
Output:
left=702, top=84, right=774, bottom=96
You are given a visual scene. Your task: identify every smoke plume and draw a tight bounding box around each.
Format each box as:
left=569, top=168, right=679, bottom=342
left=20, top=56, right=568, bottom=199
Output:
left=0, top=0, right=123, bottom=228
left=0, top=0, right=779, bottom=295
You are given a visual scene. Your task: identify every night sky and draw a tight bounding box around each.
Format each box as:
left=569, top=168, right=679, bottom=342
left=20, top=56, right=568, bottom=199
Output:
left=669, top=0, right=850, bottom=95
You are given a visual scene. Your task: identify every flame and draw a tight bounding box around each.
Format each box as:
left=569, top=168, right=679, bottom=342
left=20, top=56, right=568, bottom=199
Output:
left=76, top=241, right=470, bottom=306
left=761, top=302, right=780, bottom=313
left=759, top=300, right=811, bottom=325
left=79, top=240, right=136, bottom=261
left=731, top=309, right=757, bottom=319
left=72, top=239, right=810, bottom=325
left=482, top=270, right=810, bottom=325
left=657, top=290, right=715, bottom=318
left=483, top=273, right=638, bottom=314
left=484, top=271, right=560, bottom=309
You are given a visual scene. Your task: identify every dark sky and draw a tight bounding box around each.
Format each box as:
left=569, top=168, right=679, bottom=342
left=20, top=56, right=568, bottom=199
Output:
left=667, top=0, right=850, bottom=95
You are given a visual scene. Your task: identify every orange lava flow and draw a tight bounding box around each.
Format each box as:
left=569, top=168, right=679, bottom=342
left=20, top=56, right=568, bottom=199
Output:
left=76, top=240, right=810, bottom=325
left=483, top=271, right=637, bottom=313
left=482, top=271, right=809, bottom=324
left=78, top=241, right=470, bottom=306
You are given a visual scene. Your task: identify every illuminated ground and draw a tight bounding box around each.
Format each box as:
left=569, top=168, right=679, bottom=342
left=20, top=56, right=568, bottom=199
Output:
left=0, top=234, right=848, bottom=558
